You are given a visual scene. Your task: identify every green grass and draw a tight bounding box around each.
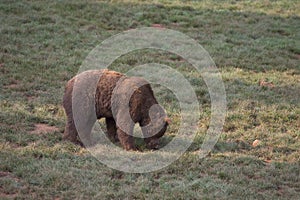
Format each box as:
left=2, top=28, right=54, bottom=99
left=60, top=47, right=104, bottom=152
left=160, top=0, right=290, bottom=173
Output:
left=1, top=0, right=300, bottom=199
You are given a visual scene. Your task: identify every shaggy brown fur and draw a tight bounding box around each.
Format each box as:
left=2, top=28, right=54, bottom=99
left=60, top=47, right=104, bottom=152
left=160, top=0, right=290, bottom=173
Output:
left=63, top=69, right=169, bottom=150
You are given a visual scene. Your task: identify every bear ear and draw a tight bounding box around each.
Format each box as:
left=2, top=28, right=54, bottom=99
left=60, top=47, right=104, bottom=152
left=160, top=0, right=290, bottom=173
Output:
left=164, top=117, right=171, bottom=125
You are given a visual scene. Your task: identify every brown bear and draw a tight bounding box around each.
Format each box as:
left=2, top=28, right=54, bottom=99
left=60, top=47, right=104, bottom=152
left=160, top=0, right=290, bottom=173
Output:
left=63, top=69, right=170, bottom=150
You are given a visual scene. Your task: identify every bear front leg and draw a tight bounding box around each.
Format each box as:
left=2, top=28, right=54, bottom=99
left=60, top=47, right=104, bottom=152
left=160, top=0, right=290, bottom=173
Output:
left=105, top=118, right=118, bottom=142
left=117, top=127, right=136, bottom=151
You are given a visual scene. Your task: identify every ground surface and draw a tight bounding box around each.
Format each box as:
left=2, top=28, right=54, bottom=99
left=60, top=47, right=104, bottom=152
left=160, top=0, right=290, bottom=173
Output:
left=0, top=0, right=299, bottom=199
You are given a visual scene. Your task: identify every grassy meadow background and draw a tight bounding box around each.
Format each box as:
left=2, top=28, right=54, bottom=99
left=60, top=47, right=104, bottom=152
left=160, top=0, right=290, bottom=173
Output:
left=0, top=0, right=299, bottom=199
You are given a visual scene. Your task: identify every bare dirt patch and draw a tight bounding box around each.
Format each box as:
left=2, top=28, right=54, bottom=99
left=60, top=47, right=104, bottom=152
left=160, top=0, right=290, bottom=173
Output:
left=259, top=79, right=275, bottom=88
left=0, top=193, right=17, bottom=199
left=29, top=123, right=59, bottom=135
left=3, top=83, right=19, bottom=89
left=0, top=171, right=19, bottom=182
left=3, top=79, right=21, bottom=89
left=0, top=172, right=20, bottom=199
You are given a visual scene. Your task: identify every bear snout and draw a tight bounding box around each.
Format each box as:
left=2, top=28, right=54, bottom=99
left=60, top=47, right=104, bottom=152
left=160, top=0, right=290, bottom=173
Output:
left=146, top=138, right=160, bottom=150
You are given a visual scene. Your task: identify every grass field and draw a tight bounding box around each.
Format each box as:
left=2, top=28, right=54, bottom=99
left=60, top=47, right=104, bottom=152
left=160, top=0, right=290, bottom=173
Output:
left=1, top=0, right=300, bottom=199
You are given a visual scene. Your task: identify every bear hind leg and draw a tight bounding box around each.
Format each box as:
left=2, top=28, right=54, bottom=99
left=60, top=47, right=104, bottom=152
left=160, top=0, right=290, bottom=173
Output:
left=63, top=119, right=83, bottom=146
